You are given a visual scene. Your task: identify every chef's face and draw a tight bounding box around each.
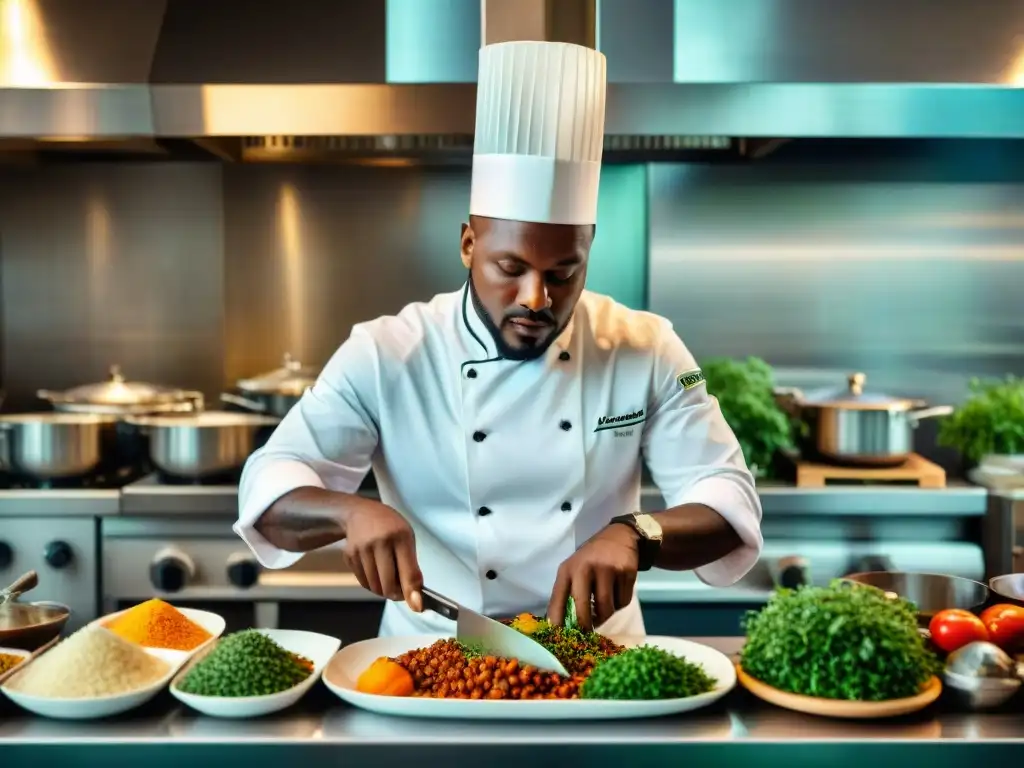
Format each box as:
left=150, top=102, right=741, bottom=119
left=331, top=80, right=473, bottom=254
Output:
left=461, top=215, right=593, bottom=360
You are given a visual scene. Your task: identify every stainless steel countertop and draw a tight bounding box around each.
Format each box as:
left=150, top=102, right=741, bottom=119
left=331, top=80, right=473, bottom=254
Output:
left=1, top=638, right=1022, bottom=745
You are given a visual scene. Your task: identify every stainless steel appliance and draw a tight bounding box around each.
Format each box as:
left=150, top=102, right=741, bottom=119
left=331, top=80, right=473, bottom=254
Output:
left=775, top=373, right=953, bottom=467
left=220, top=354, right=319, bottom=418
left=125, top=412, right=279, bottom=480
left=2, top=0, right=1022, bottom=150
left=108, top=473, right=386, bottom=643
left=38, top=365, right=204, bottom=416
left=0, top=413, right=121, bottom=479
left=0, top=477, right=113, bottom=632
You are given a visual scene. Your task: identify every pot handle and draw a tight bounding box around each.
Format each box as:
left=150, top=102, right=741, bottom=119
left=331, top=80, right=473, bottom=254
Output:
left=907, top=405, right=955, bottom=425
left=220, top=392, right=268, bottom=413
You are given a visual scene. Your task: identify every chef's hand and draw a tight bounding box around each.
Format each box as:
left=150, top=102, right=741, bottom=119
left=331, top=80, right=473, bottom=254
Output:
left=343, top=498, right=424, bottom=612
left=547, top=523, right=639, bottom=631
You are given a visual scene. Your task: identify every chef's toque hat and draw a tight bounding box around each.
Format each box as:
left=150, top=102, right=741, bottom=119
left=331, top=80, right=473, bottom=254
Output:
left=470, top=41, right=607, bottom=226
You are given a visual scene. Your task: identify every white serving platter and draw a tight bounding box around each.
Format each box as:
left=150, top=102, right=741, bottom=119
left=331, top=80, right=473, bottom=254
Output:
left=0, top=607, right=225, bottom=720
left=170, top=629, right=341, bottom=718
left=322, top=633, right=736, bottom=720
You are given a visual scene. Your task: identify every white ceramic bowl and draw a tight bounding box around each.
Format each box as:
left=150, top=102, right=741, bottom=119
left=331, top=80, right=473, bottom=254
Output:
left=0, top=607, right=226, bottom=720
left=1, top=646, right=187, bottom=720
left=170, top=629, right=341, bottom=718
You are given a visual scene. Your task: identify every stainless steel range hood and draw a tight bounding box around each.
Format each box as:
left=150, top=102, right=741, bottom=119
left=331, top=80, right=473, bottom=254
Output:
left=599, top=0, right=1024, bottom=139
left=1, top=0, right=1023, bottom=152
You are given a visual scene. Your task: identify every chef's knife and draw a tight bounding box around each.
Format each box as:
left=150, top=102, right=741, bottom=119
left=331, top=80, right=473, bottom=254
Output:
left=420, top=587, right=570, bottom=676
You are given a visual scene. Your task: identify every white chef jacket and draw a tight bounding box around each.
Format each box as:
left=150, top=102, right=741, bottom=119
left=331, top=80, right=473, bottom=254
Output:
left=234, top=283, right=763, bottom=637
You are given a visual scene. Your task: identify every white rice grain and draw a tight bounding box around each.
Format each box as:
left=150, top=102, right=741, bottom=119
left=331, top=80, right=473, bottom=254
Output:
left=5, top=625, right=169, bottom=698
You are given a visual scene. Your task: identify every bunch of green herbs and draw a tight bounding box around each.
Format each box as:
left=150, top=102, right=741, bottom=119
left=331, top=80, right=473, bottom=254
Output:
left=740, top=581, right=940, bottom=701
left=581, top=645, right=717, bottom=700
left=938, top=375, right=1024, bottom=463
left=177, top=629, right=310, bottom=697
left=702, top=356, right=797, bottom=478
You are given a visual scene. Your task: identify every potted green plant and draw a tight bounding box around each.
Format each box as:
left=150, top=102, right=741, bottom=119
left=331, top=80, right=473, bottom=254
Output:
left=702, top=356, right=797, bottom=480
left=938, top=375, right=1024, bottom=468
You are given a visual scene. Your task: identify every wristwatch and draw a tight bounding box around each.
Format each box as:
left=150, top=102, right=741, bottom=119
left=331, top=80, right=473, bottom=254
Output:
left=609, top=512, right=663, bottom=572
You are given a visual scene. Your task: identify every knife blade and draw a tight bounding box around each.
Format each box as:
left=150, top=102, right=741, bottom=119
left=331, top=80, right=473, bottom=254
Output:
left=420, top=587, right=570, bottom=676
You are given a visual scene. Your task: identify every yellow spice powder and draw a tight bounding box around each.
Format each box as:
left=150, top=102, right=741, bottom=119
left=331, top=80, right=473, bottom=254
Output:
left=106, top=598, right=212, bottom=651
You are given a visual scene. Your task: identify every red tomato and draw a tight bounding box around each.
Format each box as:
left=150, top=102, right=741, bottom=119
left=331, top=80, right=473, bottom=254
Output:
left=929, top=609, right=989, bottom=653
left=979, top=604, right=1024, bottom=651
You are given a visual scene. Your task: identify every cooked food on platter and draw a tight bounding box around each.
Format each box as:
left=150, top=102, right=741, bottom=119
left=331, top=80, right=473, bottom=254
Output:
left=355, top=605, right=717, bottom=702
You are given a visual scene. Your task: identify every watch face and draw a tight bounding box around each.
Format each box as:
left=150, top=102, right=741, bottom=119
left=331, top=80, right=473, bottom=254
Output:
left=635, top=514, right=663, bottom=540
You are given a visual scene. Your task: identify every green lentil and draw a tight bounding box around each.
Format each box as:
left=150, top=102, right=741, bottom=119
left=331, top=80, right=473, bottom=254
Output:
left=177, top=630, right=310, bottom=697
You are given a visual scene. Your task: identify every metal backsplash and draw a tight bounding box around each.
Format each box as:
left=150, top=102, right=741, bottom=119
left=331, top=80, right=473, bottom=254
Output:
left=647, top=147, right=1024, bottom=470
left=0, top=164, right=225, bottom=409
left=222, top=163, right=647, bottom=380
left=0, top=162, right=645, bottom=405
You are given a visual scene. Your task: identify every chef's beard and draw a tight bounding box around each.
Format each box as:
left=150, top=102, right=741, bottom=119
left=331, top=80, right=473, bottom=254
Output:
left=468, top=273, right=567, bottom=361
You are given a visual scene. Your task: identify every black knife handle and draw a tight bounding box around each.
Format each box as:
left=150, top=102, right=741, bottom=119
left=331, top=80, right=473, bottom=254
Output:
left=421, top=587, right=459, bottom=620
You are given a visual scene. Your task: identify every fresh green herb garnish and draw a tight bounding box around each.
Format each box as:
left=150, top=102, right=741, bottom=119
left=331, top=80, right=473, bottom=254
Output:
left=581, top=645, right=716, bottom=700
left=938, top=375, right=1024, bottom=463
left=531, top=623, right=613, bottom=672
left=457, top=640, right=484, bottom=659
left=740, top=581, right=941, bottom=702
left=702, top=356, right=798, bottom=479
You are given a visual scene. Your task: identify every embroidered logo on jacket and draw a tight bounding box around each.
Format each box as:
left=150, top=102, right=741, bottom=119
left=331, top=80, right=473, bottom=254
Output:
left=677, top=368, right=706, bottom=391
left=594, top=408, right=646, bottom=433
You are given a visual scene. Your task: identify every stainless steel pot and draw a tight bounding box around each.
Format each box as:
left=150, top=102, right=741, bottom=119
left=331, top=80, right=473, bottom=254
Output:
left=38, top=365, right=204, bottom=416
left=126, top=411, right=279, bottom=479
left=0, top=413, right=120, bottom=479
left=221, top=353, right=318, bottom=418
left=775, top=372, right=953, bottom=467
left=841, top=571, right=989, bottom=620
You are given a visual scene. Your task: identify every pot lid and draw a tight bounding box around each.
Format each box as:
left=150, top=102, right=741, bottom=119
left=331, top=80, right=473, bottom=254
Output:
left=38, top=365, right=193, bottom=406
left=237, top=354, right=319, bottom=395
left=801, top=373, right=917, bottom=411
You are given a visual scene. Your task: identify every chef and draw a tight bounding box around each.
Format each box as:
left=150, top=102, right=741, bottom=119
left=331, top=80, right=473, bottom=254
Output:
left=234, top=40, right=763, bottom=636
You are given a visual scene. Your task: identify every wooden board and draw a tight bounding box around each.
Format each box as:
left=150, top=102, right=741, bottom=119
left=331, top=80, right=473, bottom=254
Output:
left=793, top=453, right=946, bottom=488
left=736, top=665, right=943, bottom=719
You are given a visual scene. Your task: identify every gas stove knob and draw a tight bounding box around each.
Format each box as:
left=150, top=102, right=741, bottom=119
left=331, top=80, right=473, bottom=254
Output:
left=0, top=542, right=11, bottom=570
left=226, top=553, right=260, bottom=589
left=44, top=541, right=73, bottom=569
left=777, top=556, right=810, bottom=589
left=149, top=547, right=195, bottom=593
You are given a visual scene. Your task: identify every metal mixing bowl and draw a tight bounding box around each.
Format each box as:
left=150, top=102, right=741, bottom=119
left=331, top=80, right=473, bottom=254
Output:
left=0, top=600, right=70, bottom=651
left=840, top=572, right=989, bottom=619
left=988, top=574, right=1024, bottom=607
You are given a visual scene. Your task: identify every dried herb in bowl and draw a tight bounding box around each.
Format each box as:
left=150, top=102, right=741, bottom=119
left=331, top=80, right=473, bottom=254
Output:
left=740, top=581, right=941, bottom=702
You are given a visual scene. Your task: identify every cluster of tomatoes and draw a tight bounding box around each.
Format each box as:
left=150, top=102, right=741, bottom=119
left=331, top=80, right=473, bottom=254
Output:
left=928, top=603, right=1024, bottom=654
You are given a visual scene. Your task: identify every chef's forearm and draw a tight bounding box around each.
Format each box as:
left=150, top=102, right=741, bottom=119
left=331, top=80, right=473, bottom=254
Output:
left=253, top=486, right=360, bottom=552
left=649, top=503, right=743, bottom=571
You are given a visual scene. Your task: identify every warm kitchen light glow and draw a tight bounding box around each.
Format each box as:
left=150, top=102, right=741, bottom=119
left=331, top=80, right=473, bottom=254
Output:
left=277, top=182, right=307, bottom=357
left=0, top=0, right=56, bottom=85
left=84, top=189, right=112, bottom=339
left=1005, top=42, right=1024, bottom=86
